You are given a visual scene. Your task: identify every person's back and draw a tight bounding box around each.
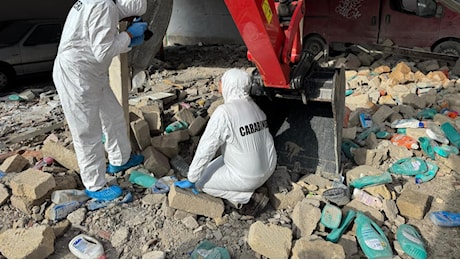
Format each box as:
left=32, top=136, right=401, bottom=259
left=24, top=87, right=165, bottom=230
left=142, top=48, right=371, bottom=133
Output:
left=219, top=98, right=276, bottom=179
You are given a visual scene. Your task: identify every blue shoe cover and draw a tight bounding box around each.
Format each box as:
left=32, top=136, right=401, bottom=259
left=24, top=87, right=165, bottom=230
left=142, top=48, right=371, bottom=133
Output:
left=429, top=211, right=460, bottom=227
left=85, top=185, right=122, bottom=201
left=87, top=191, right=133, bottom=211
left=107, top=154, right=144, bottom=174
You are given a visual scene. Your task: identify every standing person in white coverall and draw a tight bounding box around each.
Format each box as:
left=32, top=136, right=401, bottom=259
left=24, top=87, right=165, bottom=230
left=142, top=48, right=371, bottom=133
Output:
left=175, top=68, right=277, bottom=215
left=53, top=0, right=148, bottom=201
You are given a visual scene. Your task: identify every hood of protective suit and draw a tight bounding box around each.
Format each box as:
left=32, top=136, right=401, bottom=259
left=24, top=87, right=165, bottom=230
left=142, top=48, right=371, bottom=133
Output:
left=116, top=0, right=147, bottom=19
left=221, top=68, right=251, bottom=102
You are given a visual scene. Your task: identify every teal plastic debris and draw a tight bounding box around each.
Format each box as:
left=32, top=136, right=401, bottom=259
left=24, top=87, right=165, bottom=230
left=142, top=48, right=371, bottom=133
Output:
left=191, top=240, right=230, bottom=259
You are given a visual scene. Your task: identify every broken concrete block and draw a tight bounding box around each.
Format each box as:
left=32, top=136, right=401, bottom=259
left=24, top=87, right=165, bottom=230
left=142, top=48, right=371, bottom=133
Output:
left=165, top=129, right=190, bottom=143
left=151, top=135, right=180, bottom=159
left=418, top=59, right=440, bottom=73
left=345, top=94, right=371, bottom=111
left=0, top=154, right=29, bottom=173
left=299, top=173, right=331, bottom=189
left=174, top=108, right=195, bottom=125
left=182, top=215, right=199, bottom=229
left=247, top=221, right=292, bottom=259
left=10, top=195, right=47, bottom=215
left=52, top=220, right=71, bottom=238
left=442, top=154, right=460, bottom=172
left=10, top=169, right=56, bottom=200
left=373, top=65, right=391, bottom=74
left=388, top=144, right=414, bottom=160
left=364, top=184, right=391, bottom=200
left=291, top=199, right=321, bottom=238
left=0, top=225, right=55, bottom=259
left=352, top=147, right=388, bottom=168
left=372, top=105, right=394, bottom=124
left=343, top=200, right=385, bottom=225
left=139, top=104, right=163, bottom=134
left=142, top=146, right=170, bottom=177
left=131, top=119, right=152, bottom=151
left=188, top=116, right=207, bottom=136
left=0, top=183, right=10, bottom=206
left=382, top=199, right=399, bottom=221
left=168, top=185, right=224, bottom=218
left=42, top=141, right=79, bottom=173
left=54, top=174, right=78, bottom=191
left=396, top=189, right=430, bottom=220
left=401, top=93, right=426, bottom=109
left=338, top=234, right=358, bottom=258
left=342, top=127, right=357, bottom=140
left=345, top=165, right=384, bottom=185
left=267, top=168, right=305, bottom=210
left=291, top=237, right=345, bottom=259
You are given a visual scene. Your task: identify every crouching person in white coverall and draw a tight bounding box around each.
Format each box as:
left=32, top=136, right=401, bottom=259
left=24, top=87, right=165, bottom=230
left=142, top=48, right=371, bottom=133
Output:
left=174, top=68, right=277, bottom=215
left=53, top=0, right=148, bottom=201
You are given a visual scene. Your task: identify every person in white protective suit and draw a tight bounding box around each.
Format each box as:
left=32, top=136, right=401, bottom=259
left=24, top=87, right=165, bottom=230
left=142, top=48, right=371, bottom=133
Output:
left=53, top=0, right=148, bottom=201
left=174, top=68, right=277, bottom=215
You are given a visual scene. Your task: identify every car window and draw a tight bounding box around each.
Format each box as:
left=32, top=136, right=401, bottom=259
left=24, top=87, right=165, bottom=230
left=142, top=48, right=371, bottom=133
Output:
left=23, top=24, right=62, bottom=46
left=0, top=22, right=33, bottom=46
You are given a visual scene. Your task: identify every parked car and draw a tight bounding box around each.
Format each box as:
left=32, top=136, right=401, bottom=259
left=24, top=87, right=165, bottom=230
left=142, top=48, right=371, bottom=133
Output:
left=302, top=0, right=460, bottom=56
left=0, top=19, right=63, bottom=89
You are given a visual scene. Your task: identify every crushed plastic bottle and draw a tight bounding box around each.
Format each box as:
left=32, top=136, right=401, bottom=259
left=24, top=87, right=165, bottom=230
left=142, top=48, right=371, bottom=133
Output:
left=170, top=155, right=190, bottom=177
left=129, top=170, right=157, bottom=188
left=355, top=211, right=393, bottom=259
left=190, top=240, right=230, bottom=259
left=353, top=188, right=383, bottom=209
left=165, top=120, right=189, bottom=133
left=441, top=122, right=460, bottom=147
left=51, top=189, right=90, bottom=204
left=69, top=234, right=106, bottom=259
left=49, top=201, right=83, bottom=221
left=391, top=118, right=426, bottom=128
left=349, top=171, right=392, bottom=189
left=396, top=224, right=427, bottom=259
left=390, top=134, right=419, bottom=149
left=426, top=122, right=449, bottom=144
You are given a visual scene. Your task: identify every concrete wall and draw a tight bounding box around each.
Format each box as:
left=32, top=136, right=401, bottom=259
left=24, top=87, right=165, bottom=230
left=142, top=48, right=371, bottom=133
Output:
left=0, top=1, right=74, bottom=21
left=165, top=0, right=243, bottom=45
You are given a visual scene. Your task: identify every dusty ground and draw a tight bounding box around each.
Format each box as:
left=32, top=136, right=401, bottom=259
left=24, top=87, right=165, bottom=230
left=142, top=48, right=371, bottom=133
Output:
left=0, top=44, right=460, bottom=259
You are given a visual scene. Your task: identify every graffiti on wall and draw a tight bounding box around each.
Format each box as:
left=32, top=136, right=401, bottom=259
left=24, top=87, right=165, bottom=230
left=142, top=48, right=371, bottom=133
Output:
left=335, top=0, right=364, bottom=19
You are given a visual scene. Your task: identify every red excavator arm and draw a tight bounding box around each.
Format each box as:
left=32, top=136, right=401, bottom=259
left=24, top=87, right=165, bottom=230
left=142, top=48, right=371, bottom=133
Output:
left=224, top=0, right=305, bottom=89
left=224, top=0, right=345, bottom=179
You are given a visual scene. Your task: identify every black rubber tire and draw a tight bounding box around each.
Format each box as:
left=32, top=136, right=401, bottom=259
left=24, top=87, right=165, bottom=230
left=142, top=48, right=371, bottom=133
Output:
left=129, top=0, right=173, bottom=75
left=0, top=66, right=14, bottom=90
left=303, top=35, right=327, bottom=56
left=433, top=40, right=460, bottom=57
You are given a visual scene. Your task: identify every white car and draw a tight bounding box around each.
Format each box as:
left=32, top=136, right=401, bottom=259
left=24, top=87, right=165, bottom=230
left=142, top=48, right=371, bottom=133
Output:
left=0, top=19, right=63, bottom=89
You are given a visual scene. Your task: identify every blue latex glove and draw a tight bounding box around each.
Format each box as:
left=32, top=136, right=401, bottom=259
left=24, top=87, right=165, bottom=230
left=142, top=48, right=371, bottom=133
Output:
left=174, top=180, right=199, bottom=195
left=126, top=22, right=148, bottom=38
left=129, top=36, right=144, bottom=47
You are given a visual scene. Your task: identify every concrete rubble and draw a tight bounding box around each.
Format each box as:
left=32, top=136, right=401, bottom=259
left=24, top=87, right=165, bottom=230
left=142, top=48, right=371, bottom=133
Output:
left=0, top=44, right=459, bottom=258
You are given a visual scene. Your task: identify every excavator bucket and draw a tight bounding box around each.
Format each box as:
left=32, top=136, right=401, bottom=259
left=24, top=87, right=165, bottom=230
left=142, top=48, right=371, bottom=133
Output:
left=255, top=68, right=345, bottom=180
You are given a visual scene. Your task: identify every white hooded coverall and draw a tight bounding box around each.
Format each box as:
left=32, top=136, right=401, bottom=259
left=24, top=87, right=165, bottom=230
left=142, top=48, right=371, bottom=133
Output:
left=52, top=0, right=146, bottom=191
left=188, top=69, right=277, bottom=204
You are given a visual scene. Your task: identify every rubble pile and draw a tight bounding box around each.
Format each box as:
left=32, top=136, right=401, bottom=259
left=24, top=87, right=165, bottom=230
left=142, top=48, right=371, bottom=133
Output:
left=0, top=44, right=459, bottom=258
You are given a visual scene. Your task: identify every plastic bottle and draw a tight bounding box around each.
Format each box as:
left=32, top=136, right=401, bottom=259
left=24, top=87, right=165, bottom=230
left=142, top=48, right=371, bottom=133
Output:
left=390, top=134, right=419, bottom=149
left=356, top=124, right=380, bottom=141
left=440, top=122, right=460, bottom=147
left=352, top=188, right=383, bottom=209
left=418, top=137, right=435, bottom=160
left=326, top=210, right=356, bottom=243
left=425, top=122, right=449, bottom=144
left=320, top=204, right=342, bottom=229
left=191, top=240, right=230, bottom=259
left=396, top=224, right=427, bottom=259
left=69, top=234, right=106, bottom=259
left=416, top=108, right=437, bottom=120
left=355, top=211, right=393, bottom=259
left=51, top=189, right=90, bottom=204
left=128, top=170, right=157, bottom=188
left=165, top=120, right=189, bottom=133
left=170, top=155, right=190, bottom=177
left=391, top=118, right=426, bottom=128
left=440, top=108, right=458, bottom=119
left=434, top=145, right=459, bottom=158
left=375, top=131, right=391, bottom=139
left=415, top=161, right=438, bottom=184
left=349, top=171, right=392, bottom=189
left=389, top=157, right=428, bottom=176
left=49, top=201, right=83, bottom=221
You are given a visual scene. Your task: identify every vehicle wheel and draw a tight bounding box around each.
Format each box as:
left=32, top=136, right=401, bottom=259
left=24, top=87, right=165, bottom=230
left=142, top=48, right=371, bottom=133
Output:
left=433, top=40, right=460, bottom=57
left=303, top=35, right=327, bottom=56
left=0, top=66, right=13, bottom=90
left=129, top=0, right=173, bottom=76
